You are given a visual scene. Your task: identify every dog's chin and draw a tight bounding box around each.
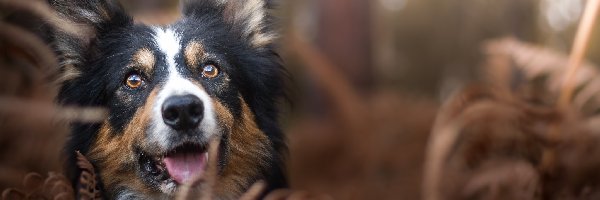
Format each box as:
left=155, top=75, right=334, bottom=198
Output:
left=137, top=141, right=210, bottom=190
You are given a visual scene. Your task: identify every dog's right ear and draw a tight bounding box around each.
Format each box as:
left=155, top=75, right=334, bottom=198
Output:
left=50, top=0, right=129, bottom=82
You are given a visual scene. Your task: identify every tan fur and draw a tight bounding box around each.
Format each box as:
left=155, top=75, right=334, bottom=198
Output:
left=56, top=64, right=82, bottom=83
left=214, top=97, right=273, bottom=198
left=184, top=41, right=205, bottom=67
left=220, top=0, right=276, bottom=48
left=88, top=89, right=160, bottom=196
left=87, top=86, right=271, bottom=198
left=132, top=48, right=155, bottom=74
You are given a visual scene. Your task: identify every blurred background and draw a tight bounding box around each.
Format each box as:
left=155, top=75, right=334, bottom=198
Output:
left=2, top=0, right=600, bottom=199
left=283, top=0, right=591, bottom=97
left=281, top=1, right=595, bottom=198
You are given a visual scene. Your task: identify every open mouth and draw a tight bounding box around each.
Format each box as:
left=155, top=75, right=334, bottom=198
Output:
left=140, top=143, right=208, bottom=185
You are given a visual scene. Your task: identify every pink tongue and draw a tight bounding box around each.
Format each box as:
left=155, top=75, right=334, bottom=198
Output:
left=163, top=152, right=207, bottom=184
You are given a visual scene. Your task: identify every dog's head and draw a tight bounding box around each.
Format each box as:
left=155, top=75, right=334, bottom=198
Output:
left=53, top=0, right=285, bottom=198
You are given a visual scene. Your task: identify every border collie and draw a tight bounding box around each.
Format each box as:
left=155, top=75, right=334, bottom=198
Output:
left=51, top=0, right=286, bottom=198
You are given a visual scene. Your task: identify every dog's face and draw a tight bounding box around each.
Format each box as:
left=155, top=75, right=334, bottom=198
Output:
left=53, top=0, right=285, bottom=199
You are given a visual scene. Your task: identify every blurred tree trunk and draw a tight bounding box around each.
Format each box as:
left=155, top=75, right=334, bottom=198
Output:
left=316, top=0, right=373, bottom=93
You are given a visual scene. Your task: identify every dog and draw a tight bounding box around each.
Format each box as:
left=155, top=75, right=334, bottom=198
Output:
left=51, top=0, right=286, bottom=198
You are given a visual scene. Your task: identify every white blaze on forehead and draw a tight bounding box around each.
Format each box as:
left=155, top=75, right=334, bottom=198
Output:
left=149, top=27, right=218, bottom=151
left=154, top=28, right=180, bottom=73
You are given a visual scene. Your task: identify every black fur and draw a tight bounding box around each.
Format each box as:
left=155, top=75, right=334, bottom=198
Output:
left=52, top=0, right=286, bottom=197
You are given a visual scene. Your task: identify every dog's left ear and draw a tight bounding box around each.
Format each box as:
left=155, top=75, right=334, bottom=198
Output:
left=50, top=0, right=129, bottom=82
left=182, top=0, right=276, bottom=48
left=220, top=0, right=277, bottom=48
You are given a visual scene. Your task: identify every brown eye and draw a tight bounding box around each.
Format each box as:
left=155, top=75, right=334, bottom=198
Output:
left=201, top=64, right=219, bottom=78
left=125, top=73, right=143, bottom=89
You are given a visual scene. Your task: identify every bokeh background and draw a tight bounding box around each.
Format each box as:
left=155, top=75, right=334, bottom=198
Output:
left=280, top=1, right=595, bottom=198
left=283, top=0, right=591, bottom=97
left=2, top=0, right=600, bottom=199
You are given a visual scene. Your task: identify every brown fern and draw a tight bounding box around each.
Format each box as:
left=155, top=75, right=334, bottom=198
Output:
left=75, top=151, right=102, bottom=200
left=1, top=172, right=74, bottom=200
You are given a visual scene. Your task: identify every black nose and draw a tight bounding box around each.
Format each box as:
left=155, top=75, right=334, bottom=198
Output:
left=161, top=95, right=204, bottom=131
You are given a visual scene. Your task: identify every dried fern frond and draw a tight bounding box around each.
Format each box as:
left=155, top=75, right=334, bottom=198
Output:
left=424, top=84, right=600, bottom=200
left=238, top=181, right=266, bottom=200
left=1, top=172, right=74, bottom=200
left=76, top=151, right=102, bottom=200
left=483, top=38, right=600, bottom=118
left=0, top=0, right=83, bottom=38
